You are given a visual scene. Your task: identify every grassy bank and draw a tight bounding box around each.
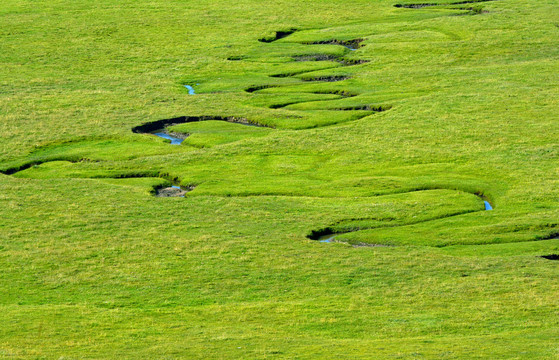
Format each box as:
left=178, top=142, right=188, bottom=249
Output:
left=1, top=0, right=558, bottom=358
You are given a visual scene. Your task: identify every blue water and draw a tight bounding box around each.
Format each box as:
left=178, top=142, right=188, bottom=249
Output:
left=153, top=132, right=183, bottom=145
left=484, top=201, right=493, bottom=211
left=184, top=85, right=196, bottom=95
left=319, top=235, right=337, bottom=243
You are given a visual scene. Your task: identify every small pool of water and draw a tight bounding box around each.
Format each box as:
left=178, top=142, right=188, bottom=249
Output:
left=484, top=201, right=493, bottom=211
left=153, top=132, right=184, bottom=145
left=318, top=234, right=337, bottom=243
left=184, top=85, right=196, bottom=95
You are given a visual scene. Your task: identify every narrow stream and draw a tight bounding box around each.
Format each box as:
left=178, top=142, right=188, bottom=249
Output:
left=312, top=196, right=495, bottom=244
left=318, top=234, right=337, bottom=243
left=184, top=85, right=196, bottom=95
left=132, top=115, right=270, bottom=145
left=152, top=132, right=185, bottom=145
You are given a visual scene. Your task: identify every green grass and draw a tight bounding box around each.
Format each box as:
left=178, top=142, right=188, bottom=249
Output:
left=169, top=120, right=273, bottom=148
left=1, top=0, right=558, bottom=358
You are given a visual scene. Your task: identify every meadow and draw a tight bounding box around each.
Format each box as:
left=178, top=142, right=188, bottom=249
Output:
left=0, top=0, right=558, bottom=358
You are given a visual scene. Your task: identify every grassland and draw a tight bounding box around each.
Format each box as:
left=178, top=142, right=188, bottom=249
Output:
left=1, top=0, right=558, bottom=358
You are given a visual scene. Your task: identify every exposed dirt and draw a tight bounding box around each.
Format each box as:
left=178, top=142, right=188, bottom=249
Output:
left=155, top=185, right=195, bottom=198
left=394, top=3, right=436, bottom=8
left=293, top=54, right=341, bottom=62
left=334, top=105, right=391, bottom=111
left=351, top=243, right=393, bottom=248
left=301, top=75, right=351, bottom=82
left=394, top=0, right=496, bottom=9
left=156, top=187, right=187, bottom=197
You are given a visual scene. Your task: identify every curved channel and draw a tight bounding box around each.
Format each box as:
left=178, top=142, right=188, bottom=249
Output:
left=1, top=15, right=506, bottom=246
left=131, top=115, right=271, bottom=144
left=308, top=190, right=494, bottom=244
left=184, top=85, right=196, bottom=95
left=247, top=35, right=383, bottom=116
left=394, top=0, right=497, bottom=9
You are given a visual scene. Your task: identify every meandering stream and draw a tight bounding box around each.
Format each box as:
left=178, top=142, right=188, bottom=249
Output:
left=310, top=193, right=495, bottom=244
left=184, top=85, right=196, bottom=95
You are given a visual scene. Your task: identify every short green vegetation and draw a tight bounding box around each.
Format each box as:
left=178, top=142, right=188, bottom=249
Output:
left=0, top=0, right=558, bottom=358
left=169, top=120, right=273, bottom=148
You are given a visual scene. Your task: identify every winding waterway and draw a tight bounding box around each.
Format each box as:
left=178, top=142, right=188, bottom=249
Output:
left=184, top=85, right=196, bottom=95
left=311, top=194, right=495, bottom=245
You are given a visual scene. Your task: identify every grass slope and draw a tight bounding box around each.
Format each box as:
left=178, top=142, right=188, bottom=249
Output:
left=0, top=0, right=558, bottom=358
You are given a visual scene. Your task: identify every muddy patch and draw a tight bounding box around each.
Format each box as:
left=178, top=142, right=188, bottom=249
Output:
left=293, top=54, right=341, bottom=62
left=394, top=2, right=437, bottom=8
left=156, top=185, right=195, bottom=198
left=394, top=0, right=496, bottom=8
left=301, top=75, right=351, bottom=82
left=351, top=242, right=392, bottom=248
left=334, top=105, right=391, bottom=111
